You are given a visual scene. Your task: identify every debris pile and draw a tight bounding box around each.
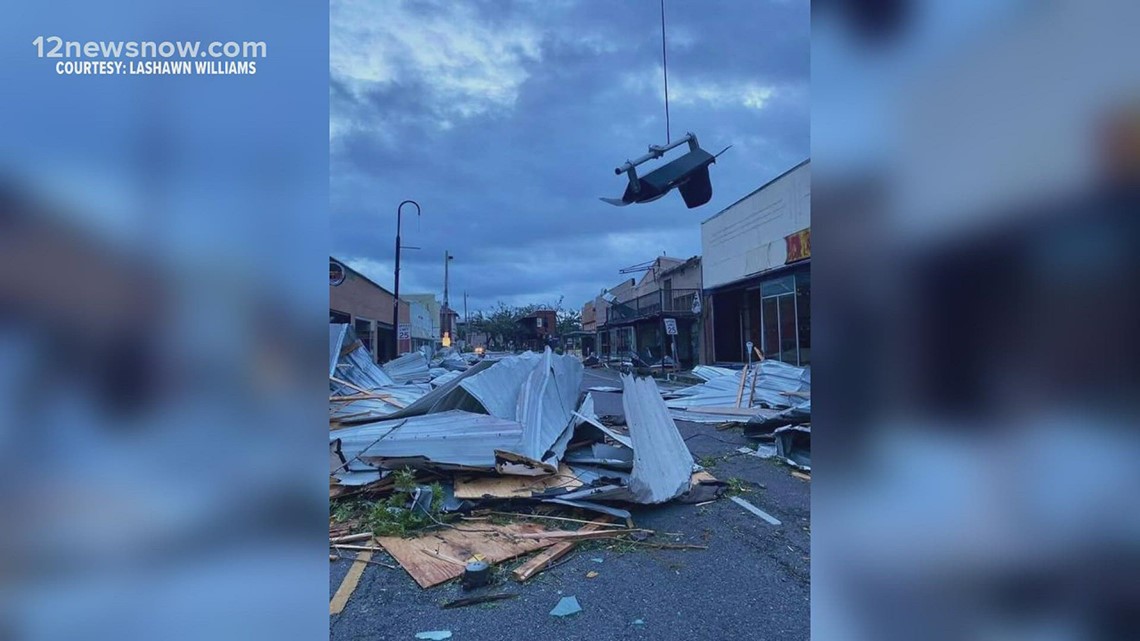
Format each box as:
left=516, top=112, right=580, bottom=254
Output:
left=664, top=359, right=811, bottom=471
left=329, top=326, right=720, bottom=593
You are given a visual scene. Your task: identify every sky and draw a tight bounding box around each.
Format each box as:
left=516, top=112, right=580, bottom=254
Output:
left=330, top=0, right=809, bottom=316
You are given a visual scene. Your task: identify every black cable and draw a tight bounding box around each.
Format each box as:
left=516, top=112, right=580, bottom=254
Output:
left=660, top=0, right=670, bottom=144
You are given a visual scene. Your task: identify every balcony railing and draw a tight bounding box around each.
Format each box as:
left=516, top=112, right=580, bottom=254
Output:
left=606, top=288, right=699, bottom=323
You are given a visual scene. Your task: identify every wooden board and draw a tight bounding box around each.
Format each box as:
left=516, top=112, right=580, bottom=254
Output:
left=454, top=463, right=582, bottom=499
left=377, top=523, right=554, bottom=588
left=330, top=548, right=372, bottom=615
left=511, top=517, right=615, bottom=582
left=791, top=471, right=811, bottom=482
left=734, top=366, right=749, bottom=407
left=690, top=470, right=718, bottom=487
left=680, top=406, right=771, bottom=417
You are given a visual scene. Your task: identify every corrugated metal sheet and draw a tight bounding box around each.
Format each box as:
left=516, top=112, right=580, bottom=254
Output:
left=333, top=469, right=387, bottom=486
left=330, top=384, right=432, bottom=422
left=622, top=373, right=694, bottom=504
left=458, top=352, right=541, bottom=419
left=332, top=410, right=525, bottom=470
left=541, top=498, right=631, bottom=521
left=330, top=323, right=349, bottom=378
left=381, top=359, right=497, bottom=419
left=572, top=394, right=633, bottom=449
left=773, top=424, right=811, bottom=470
left=430, top=370, right=462, bottom=387
left=564, top=443, right=633, bottom=469
left=669, top=408, right=781, bottom=425
left=752, top=360, right=811, bottom=409
left=383, top=351, right=431, bottom=384
left=667, top=360, right=810, bottom=410
left=501, top=348, right=583, bottom=466
left=691, top=365, right=736, bottom=381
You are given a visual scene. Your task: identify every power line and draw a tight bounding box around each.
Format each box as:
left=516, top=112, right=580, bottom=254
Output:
left=660, top=0, right=670, bottom=144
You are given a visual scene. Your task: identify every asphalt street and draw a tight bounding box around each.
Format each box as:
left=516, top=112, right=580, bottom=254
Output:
left=331, top=366, right=810, bottom=641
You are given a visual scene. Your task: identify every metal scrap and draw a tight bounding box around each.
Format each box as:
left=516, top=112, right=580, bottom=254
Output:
left=621, top=374, right=696, bottom=504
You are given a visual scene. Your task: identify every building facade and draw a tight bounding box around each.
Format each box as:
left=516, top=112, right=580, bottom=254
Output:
left=700, top=160, right=810, bottom=365
left=516, top=309, right=558, bottom=352
left=329, top=257, right=411, bottom=361
left=589, top=257, right=703, bottom=368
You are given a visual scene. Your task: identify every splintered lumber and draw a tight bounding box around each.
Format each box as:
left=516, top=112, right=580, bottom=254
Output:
left=377, top=522, right=554, bottom=588
left=454, top=463, right=582, bottom=499
left=486, top=511, right=628, bottom=529
left=330, top=376, right=371, bottom=395
left=330, top=548, right=373, bottom=615
left=330, top=533, right=374, bottom=544
left=792, top=471, right=811, bottom=482
left=512, top=517, right=615, bottom=582
left=514, top=528, right=650, bottom=541
left=690, top=470, right=718, bottom=487
left=734, top=365, right=749, bottom=407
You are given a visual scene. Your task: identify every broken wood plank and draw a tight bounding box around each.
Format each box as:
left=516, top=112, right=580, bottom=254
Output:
left=513, top=528, right=650, bottom=541
left=377, top=522, right=554, bottom=588
left=734, top=365, right=748, bottom=408
left=690, top=470, right=718, bottom=487
left=330, top=376, right=371, bottom=395
left=330, top=548, right=372, bottom=615
left=512, top=517, right=614, bottom=582
left=330, top=544, right=385, bottom=552
left=330, top=533, right=374, bottom=544
left=791, top=471, right=811, bottom=482
left=621, top=540, right=708, bottom=550
left=485, top=511, right=629, bottom=529
left=454, top=463, right=581, bottom=499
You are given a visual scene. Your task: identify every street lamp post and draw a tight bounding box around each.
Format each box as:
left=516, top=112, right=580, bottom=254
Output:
left=394, top=200, right=420, bottom=360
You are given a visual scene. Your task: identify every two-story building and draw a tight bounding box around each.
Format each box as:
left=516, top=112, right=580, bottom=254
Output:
left=589, top=256, right=703, bottom=368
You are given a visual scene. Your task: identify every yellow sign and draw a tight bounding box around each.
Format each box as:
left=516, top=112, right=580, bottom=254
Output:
left=441, top=331, right=451, bottom=347
left=785, top=228, right=811, bottom=264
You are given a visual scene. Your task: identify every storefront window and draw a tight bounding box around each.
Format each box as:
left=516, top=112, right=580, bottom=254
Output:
left=760, top=268, right=809, bottom=365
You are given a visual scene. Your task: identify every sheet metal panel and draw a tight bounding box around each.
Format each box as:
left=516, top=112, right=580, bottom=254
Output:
left=621, top=374, right=694, bottom=503
left=332, top=410, right=525, bottom=470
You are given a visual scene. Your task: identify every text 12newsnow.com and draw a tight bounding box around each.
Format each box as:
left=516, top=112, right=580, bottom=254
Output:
left=32, top=36, right=267, bottom=76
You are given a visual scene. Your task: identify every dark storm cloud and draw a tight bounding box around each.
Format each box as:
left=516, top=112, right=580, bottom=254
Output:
left=330, top=0, right=808, bottom=313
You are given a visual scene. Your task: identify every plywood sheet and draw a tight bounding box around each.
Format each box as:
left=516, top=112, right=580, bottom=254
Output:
left=453, top=463, right=582, bottom=499
left=377, top=522, right=554, bottom=588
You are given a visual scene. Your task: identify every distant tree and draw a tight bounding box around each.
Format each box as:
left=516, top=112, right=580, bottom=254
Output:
left=557, top=309, right=581, bottom=336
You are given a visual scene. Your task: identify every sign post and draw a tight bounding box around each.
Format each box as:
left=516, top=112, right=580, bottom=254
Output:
left=664, top=318, right=679, bottom=372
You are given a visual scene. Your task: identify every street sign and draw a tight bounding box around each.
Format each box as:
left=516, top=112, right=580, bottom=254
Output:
left=397, top=324, right=410, bottom=340
left=664, top=318, right=678, bottom=335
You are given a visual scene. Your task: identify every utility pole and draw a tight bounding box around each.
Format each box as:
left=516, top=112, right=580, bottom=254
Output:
left=463, top=290, right=468, bottom=343
left=442, top=251, right=454, bottom=339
